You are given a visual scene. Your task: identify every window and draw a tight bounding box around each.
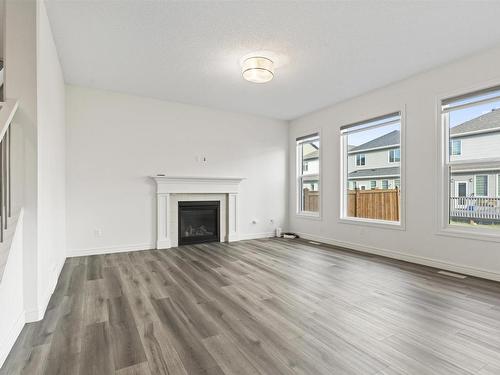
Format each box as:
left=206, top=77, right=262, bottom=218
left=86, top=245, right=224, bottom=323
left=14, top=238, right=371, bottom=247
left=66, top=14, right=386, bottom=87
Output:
left=450, top=139, right=462, bottom=156
left=297, top=133, right=320, bottom=215
left=498, top=175, right=500, bottom=196
left=441, top=85, right=500, bottom=232
left=475, top=175, right=488, bottom=196
left=389, top=148, right=401, bottom=163
left=395, top=178, right=401, bottom=189
left=356, top=154, right=366, bottom=166
left=341, top=112, right=402, bottom=223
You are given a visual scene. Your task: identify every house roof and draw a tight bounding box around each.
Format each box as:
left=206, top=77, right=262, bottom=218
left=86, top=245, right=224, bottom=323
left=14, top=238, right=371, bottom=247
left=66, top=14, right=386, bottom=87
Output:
left=349, top=130, right=400, bottom=153
left=348, top=166, right=400, bottom=179
left=450, top=109, right=500, bottom=136
left=303, top=150, right=319, bottom=160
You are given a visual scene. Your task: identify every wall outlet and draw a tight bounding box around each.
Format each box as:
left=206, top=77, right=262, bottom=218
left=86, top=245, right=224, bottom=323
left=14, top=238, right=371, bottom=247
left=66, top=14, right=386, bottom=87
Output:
left=94, top=228, right=103, bottom=237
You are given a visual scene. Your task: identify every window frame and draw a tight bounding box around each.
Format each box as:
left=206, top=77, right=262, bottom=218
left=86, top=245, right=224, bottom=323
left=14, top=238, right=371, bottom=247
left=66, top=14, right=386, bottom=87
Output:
left=356, top=154, right=366, bottom=166
left=296, top=131, right=321, bottom=219
left=339, top=109, right=406, bottom=230
left=450, top=139, right=462, bottom=156
left=437, top=82, right=500, bottom=242
left=388, top=148, right=401, bottom=163
left=474, top=175, right=489, bottom=197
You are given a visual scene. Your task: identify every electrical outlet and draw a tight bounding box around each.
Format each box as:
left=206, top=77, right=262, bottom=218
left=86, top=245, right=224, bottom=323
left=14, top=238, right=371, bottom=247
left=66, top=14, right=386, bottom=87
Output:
left=94, top=228, right=103, bottom=237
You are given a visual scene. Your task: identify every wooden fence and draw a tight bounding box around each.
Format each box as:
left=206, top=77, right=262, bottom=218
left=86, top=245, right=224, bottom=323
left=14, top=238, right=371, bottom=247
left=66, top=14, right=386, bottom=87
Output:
left=347, top=189, right=400, bottom=221
left=303, top=189, right=319, bottom=212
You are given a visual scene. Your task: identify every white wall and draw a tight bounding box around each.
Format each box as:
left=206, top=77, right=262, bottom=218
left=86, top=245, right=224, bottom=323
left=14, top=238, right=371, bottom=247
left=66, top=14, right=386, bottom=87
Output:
left=35, top=0, right=66, bottom=319
left=0, top=212, right=24, bottom=368
left=66, top=85, right=288, bottom=255
left=4, top=0, right=39, bottom=321
left=289, top=44, right=500, bottom=281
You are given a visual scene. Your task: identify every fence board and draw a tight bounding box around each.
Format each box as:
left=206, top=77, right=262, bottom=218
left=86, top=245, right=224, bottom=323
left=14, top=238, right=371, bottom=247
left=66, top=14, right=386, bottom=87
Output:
left=303, top=189, right=319, bottom=212
left=347, top=189, right=400, bottom=221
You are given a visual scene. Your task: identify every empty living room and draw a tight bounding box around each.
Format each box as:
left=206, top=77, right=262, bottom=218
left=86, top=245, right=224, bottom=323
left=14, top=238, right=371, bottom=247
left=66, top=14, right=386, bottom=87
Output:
left=1, top=0, right=500, bottom=374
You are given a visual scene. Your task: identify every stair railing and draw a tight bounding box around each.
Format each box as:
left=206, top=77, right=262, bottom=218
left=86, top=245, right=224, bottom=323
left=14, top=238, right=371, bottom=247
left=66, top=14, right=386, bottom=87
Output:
left=0, top=99, right=19, bottom=243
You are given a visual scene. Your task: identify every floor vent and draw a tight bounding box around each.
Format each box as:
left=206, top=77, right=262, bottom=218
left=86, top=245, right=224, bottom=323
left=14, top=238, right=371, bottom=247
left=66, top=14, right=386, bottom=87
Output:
left=308, top=241, right=321, bottom=245
left=438, top=270, right=467, bottom=279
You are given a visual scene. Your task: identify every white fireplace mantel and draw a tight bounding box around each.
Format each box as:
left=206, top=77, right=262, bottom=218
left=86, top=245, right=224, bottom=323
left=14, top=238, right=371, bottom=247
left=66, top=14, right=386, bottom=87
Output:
left=152, top=176, right=244, bottom=249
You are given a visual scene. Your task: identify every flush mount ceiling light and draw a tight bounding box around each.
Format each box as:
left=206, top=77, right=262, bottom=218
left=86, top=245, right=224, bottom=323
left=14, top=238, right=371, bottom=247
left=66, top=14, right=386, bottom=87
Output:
left=241, top=56, right=274, bottom=83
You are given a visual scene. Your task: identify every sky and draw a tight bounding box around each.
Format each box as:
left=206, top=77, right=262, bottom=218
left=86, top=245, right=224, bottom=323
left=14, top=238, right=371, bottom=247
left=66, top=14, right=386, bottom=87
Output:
left=449, top=100, right=500, bottom=128
left=347, top=97, right=500, bottom=147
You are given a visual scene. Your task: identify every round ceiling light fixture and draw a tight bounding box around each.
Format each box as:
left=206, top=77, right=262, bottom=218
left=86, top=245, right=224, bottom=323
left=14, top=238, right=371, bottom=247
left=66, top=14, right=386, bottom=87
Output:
left=241, top=56, right=274, bottom=84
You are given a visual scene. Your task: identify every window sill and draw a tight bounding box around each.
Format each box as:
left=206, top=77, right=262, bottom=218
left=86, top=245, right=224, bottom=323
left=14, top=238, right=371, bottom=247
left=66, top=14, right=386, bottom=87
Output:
left=339, top=216, right=405, bottom=231
left=437, top=226, right=500, bottom=243
left=296, top=212, right=322, bottom=221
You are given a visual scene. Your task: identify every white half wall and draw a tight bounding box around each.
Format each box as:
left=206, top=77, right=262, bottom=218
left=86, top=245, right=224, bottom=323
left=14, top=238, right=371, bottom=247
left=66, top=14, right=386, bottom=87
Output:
left=66, top=85, right=288, bottom=255
left=34, top=0, right=66, bottom=320
left=0, top=212, right=24, bottom=368
left=289, top=44, right=500, bottom=281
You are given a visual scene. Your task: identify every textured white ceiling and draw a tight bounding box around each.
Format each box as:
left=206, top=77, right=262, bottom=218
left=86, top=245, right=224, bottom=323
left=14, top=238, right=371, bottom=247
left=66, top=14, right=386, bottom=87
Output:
left=45, top=1, right=500, bottom=120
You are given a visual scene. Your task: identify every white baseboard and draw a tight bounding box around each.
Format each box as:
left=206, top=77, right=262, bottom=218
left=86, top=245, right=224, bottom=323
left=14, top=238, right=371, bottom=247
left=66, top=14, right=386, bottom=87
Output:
left=68, top=243, right=155, bottom=257
left=239, top=232, right=276, bottom=241
left=68, top=234, right=276, bottom=258
left=296, top=232, right=500, bottom=282
left=0, top=310, right=25, bottom=368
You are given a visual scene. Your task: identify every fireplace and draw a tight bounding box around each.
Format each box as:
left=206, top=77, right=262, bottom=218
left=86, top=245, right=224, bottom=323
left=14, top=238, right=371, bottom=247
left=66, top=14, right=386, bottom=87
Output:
left=178, top=201, right=220, bottom=245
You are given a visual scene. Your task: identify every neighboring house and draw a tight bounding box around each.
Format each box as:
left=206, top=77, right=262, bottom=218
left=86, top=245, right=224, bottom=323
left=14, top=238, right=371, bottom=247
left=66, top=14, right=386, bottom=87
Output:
left=449, top=109, right=500, bottom=199
left=302, top=143, right=319, bottom=190
left=348, top=130, right=401, bottom=190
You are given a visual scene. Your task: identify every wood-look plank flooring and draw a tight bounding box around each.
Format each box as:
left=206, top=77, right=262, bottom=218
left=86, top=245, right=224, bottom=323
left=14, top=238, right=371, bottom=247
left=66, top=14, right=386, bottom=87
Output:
left=2, top=238, right=500, bottom=374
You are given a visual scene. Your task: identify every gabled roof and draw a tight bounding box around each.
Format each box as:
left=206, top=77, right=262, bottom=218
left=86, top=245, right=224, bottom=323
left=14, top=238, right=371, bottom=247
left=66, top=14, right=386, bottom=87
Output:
left=348, top=166, right=400, bottom=179
left=451, top=109, right=500, bottom=136
left=349, top=130, right=400, bottom=153
left=303, top=150, right=319, bottom=160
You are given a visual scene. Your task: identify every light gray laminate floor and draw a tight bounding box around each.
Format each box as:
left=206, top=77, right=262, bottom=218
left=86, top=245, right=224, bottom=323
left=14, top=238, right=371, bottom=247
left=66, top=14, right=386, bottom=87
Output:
left=1, top=238, right=500, bottom=374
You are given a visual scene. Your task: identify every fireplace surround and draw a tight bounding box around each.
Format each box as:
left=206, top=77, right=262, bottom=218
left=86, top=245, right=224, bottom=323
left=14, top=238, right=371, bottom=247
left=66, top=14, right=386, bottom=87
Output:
left=178, top=201, right=220, bottom=245
left=152, top=176, right=244, bottom=249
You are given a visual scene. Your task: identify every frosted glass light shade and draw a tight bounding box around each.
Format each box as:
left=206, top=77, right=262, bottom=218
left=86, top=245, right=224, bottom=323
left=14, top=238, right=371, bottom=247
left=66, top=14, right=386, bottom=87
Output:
left=242, top=56, right=274, bottom=83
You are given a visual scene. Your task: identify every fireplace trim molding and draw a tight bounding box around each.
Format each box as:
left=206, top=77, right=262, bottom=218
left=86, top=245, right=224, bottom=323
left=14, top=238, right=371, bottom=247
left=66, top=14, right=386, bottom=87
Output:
left=152, top=176, right=244, bottom=249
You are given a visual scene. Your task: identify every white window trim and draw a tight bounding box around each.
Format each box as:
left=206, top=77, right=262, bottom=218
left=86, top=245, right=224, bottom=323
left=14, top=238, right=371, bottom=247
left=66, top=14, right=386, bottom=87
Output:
left=436, top=81, right=500, bottom=243
left=474, top=175, right=489, bottom=197
left=296, top=130, right=322, bottom=219
left=388, top=148, right=400, bottom=163
left=450, top=139, right=462, bottom=156
left=356, top=153, right=366, bottom=166
left=339, top=108, right=406, bottom=230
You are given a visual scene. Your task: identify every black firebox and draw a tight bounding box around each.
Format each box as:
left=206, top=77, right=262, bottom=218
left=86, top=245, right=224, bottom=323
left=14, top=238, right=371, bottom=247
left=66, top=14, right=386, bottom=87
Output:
left=178, top=201, right=220, bottom=246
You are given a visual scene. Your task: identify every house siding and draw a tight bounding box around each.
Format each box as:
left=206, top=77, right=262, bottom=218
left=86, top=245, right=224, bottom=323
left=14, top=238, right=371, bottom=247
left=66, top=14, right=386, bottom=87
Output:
left=348, top=148, right=400, bottom=171
left=451, top=132, right=500, bottom=162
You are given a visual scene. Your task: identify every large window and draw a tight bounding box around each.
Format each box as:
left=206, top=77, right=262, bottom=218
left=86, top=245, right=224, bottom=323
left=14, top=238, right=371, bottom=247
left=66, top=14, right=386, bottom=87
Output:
left=441, top=85, right=500, bottom=232
left=341, top=112, right=402, bottom=224
left=297, top=133, right=320, bottom=215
